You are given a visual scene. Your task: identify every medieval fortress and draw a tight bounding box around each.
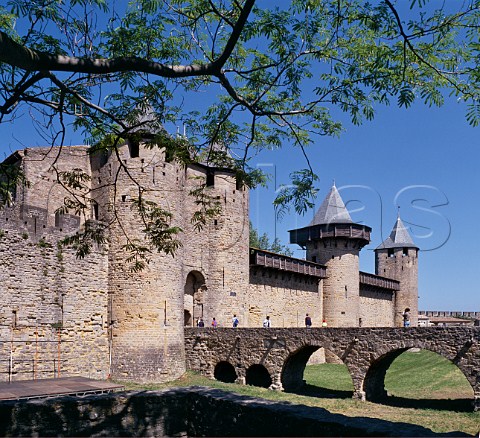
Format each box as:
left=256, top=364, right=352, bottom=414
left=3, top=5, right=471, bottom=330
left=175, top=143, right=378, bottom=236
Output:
left=0, top=141, right=418, bottom=383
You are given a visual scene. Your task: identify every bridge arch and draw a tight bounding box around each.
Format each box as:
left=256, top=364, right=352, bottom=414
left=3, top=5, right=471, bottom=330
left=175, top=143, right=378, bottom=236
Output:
left=281, top=344, right=354, bottom=395
left=246, top=364, right=272, bottom=388
left=363, top=348, right=408, bottom=401
left=214, top=361, right=237, bottom=383
left=282, top=345, right=319, bottom=392
left=363, top=346, right=477, bottom=407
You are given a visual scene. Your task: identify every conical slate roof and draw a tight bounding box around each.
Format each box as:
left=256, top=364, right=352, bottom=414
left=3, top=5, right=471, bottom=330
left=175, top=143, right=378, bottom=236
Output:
left=199, top=142, right=233, bottom=167
left=309, top=184, right=352, bottom=226
left=128, top=101, right=163, bottom=135
left=376, top=216, right=417, bottom=249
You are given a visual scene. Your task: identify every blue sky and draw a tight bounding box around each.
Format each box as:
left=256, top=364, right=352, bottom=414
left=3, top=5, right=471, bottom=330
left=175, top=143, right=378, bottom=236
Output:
left=249, top=99, right=479, bottom=311
left=1, top=98, right=478, bottom=311
left=0, top=0, right=478, bottom=311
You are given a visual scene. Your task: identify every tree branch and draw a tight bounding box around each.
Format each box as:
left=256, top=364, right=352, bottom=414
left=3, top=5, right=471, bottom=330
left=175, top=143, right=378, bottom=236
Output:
left=212, top=0, right=256, bottom=69
left=0, top=30, right=215, bottom=78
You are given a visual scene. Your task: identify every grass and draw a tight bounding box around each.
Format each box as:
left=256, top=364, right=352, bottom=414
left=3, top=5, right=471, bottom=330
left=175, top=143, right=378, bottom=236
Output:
left=385, top=349, right=474, bottom=400
left=120, top=350, right=480, bottom=436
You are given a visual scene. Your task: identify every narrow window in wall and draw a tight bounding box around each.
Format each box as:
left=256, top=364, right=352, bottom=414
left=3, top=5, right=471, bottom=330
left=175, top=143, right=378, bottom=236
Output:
left=55, top=211, right=62, bottom=227
left=128, top=140, right=139, bottom=158
left=206, top=170, right=215, bottom=187
left=92, top=202, right=99, bottom=220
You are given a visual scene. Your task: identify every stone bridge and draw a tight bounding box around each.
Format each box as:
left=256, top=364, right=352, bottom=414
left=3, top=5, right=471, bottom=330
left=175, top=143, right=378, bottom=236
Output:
left=185, top=327, right=480, bottom=410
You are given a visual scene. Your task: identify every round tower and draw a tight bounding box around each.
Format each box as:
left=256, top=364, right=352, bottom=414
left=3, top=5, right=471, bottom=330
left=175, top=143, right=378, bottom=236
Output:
left=289, top=184, right=371, bottom=327
left=375, top=214, right=419, bottom=327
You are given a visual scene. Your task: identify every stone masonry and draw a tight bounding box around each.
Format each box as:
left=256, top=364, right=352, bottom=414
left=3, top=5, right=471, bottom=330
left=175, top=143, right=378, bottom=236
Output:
left=0, top=387, right=454, bottom=437
left=185, top=327, right=480, bottom=411
left=1, top=142, right=422, bottom=384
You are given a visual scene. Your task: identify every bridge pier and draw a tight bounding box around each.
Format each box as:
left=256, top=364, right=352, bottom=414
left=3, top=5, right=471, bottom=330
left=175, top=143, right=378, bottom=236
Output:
left=353, top=390, right=366, bottom=401
left=235, top=376, right=246, bottom=385
left=269, top=373, right=284, bottom=391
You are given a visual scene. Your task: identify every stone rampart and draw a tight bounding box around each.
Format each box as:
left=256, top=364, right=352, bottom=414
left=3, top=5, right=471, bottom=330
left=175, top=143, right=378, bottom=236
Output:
left=248, top=266, right=322, bottom=328
left=359, top=285, right=394, bottom=327
left=0, top=223, right=109, bottom=381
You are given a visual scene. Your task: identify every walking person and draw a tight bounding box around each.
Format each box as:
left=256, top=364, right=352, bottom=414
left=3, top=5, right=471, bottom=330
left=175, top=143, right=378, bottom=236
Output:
left=232, top=314, right=239, bottom=328
left=305, top=313, right=312, bottom=328
left=402, top=308, right=411, bottom=328
left=211, top=317, right=218, bottom=328
left=263, top=315, right=271, bottom=328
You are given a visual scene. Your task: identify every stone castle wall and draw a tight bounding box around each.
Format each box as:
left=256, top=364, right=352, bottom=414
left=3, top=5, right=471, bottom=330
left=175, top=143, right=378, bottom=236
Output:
left=248, top=266, right=322, bottom=327
left=0, top=216, right=109, bottom=382
left=0, top=143, right=251, bottom=383
left=182, top=166, right=250, bottom=329
left=359, top=286, right=395, bottom=327
left=0, top=143, right=416, bottom=383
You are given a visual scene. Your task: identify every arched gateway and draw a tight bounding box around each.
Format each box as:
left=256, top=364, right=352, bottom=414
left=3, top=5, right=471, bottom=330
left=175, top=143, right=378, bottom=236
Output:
left=184, top=271, right=206, bottom=327
left=184, top=327, right=480, bottom=411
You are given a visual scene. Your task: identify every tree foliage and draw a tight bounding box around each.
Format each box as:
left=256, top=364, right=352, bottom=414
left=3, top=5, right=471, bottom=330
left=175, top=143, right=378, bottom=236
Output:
left=0, top=0, right=479, bottom=258
left=249, top=222, right=293, bottom=257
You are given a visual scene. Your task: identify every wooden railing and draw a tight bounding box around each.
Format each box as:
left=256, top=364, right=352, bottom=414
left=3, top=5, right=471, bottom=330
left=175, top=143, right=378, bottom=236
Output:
left=250, top=248, right=327, bottom=278
left=359, top=271, right=400, bottom=291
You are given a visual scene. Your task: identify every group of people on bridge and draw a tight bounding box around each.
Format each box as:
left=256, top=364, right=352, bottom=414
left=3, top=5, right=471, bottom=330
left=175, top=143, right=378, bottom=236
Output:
left=196, top=313, right=328, bottom=328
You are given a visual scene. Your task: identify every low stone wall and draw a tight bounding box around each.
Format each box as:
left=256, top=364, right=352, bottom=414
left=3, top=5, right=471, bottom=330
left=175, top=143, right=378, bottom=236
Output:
left=0, top=387, right=467, bottom=437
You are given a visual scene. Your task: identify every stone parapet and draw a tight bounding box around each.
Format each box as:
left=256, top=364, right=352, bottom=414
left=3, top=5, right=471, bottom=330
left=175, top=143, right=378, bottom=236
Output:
left=0, top=387, right=458, bottom=436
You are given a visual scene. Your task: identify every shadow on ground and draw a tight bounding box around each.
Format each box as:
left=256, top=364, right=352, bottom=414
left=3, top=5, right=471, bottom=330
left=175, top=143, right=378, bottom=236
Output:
left=381, top=395, right=474, bottom=412
left=290, top=385, right=473, bottom=413
left=291, top=383, right=353, bottom=399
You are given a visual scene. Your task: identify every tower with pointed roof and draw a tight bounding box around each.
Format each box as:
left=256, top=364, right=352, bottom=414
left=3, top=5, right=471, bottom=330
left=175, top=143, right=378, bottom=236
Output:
left=375, top=214, right=419, bottom=327
left=289, top=184, right=371, bottom=327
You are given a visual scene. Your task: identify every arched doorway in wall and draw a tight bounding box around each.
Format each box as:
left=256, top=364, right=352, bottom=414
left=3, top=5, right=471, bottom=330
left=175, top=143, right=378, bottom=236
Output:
left=364, top=348, right=475, bottom=411
left=184, top=271, right=206, bottom=326
left=282, top=346, right=353, bottom=398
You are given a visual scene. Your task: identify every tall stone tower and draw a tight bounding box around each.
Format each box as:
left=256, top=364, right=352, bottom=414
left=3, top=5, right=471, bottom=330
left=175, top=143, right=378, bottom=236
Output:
left=375, top=214, right=419, bottom=327
left=289, top=184, right=371, bottom=327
